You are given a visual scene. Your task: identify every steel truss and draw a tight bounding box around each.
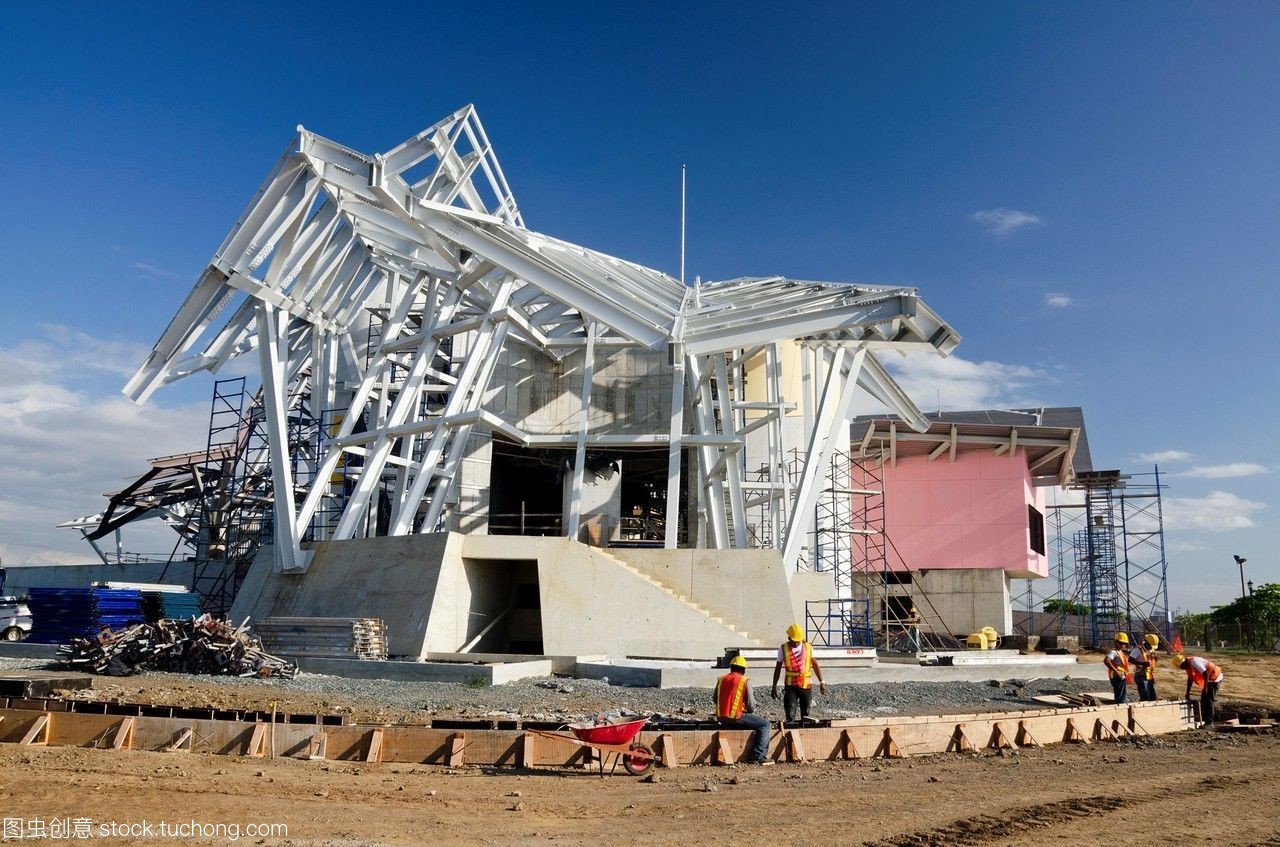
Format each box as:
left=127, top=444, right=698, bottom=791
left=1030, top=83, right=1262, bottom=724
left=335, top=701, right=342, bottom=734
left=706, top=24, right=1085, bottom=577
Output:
left=1015, top=468, right=1170, bottom=647
left=127, top=106, right=960, bottom=574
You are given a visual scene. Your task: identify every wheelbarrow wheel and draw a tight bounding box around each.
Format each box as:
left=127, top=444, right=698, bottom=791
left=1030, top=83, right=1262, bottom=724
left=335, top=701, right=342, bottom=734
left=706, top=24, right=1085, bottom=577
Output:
left=623, top=742, right=655, bottom=776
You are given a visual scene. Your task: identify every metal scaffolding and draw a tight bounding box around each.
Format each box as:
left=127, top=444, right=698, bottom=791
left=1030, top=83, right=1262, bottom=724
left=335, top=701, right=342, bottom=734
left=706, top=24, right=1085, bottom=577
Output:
left=1015, top=467, right=1170, bottom=647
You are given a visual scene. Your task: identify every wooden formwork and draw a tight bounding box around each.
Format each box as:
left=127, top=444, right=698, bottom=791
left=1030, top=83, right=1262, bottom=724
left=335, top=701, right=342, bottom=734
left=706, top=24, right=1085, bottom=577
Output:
left=0, top=701, right=1196, bottom=768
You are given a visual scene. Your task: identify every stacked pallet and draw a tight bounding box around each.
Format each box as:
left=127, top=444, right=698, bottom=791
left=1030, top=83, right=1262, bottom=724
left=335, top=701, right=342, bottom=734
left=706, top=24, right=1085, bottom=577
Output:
left=57, top=615, right=297, bottom=678
left=25, top=588, right=145, bottom=644
left=256, top=617, right=389, bottom=660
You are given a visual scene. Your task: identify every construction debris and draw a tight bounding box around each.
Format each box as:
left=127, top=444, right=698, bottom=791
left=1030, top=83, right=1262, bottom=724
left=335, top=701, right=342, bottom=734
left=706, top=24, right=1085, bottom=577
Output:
left=256, top=617, right=389, bottom=660
left=56, top=615, right=297, bottom=679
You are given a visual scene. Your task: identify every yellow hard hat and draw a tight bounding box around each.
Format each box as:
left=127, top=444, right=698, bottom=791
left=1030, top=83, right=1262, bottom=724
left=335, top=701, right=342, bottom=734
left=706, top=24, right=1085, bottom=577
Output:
left=786, top=624, right=804, bottom=641
left=1144, top=634, right=1160, bottom=648
left=730, top=655, right=748, bottom=669
left=1173, top=654, right=1187, bottom=668
left=1114, top=632, right=1130, bottom=644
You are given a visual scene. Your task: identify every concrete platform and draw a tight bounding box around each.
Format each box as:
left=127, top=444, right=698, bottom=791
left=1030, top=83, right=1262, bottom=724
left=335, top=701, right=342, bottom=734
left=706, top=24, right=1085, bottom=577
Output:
left=574, top=658, right=1110, bottom=689
left=288, top=655, right=555, bottom=685
left=0, top=642, right=59, bottom=661
left=423, top=651, right=605, bottom=676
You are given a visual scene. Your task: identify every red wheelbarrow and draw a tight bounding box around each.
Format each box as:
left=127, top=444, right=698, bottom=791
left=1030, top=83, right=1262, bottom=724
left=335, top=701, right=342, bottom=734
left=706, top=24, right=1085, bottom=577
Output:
left=526, top=716, right=655, bottom=776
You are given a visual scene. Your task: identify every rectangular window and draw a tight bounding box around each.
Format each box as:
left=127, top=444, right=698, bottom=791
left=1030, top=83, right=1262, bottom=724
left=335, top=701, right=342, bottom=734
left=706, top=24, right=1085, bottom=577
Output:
left=1028, top=505, right=1046, bottom=555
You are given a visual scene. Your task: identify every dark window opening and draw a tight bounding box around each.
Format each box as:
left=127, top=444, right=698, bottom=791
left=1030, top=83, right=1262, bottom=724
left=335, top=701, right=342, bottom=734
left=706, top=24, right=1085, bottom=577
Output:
left=1028, top=504, right=1046, bottom=555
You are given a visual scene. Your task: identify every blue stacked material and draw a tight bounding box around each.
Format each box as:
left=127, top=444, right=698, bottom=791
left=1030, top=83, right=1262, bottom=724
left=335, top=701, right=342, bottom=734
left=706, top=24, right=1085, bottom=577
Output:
left=26, top=588, right=146, bottom=644
left=141, top=590, right=204, bottom=622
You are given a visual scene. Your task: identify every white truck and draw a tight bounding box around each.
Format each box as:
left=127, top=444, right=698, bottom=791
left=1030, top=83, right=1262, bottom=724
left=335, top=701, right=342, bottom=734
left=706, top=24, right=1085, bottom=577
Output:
left=1, top=596, right=33, bottom=641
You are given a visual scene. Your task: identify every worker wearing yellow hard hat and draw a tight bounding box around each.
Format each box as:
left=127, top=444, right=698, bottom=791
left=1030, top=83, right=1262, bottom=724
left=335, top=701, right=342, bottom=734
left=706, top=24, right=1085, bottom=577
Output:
left=772, top=623, right=827, bottom=723
left=1103, top=633, right=1132, bottom=704
left=714, top=654, right=772, bottom=764
left=1128, top=634, right=1161, bottom=701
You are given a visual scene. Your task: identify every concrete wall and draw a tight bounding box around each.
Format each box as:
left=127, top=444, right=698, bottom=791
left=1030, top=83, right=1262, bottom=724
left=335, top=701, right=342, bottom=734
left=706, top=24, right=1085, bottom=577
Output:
left=4, top=561, right=198, bottom=594
left=229, top=534, right=463, bottom=659
left=608, top=547, right=800, bottom=644
left=882, top=448, right=1048, bottom=579
left=912, top=568, right=1013, bottom=636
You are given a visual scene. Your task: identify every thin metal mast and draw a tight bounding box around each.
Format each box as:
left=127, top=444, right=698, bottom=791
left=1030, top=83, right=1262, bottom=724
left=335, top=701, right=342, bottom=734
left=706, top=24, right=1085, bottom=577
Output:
left=680, top=163, right=687, bottom=286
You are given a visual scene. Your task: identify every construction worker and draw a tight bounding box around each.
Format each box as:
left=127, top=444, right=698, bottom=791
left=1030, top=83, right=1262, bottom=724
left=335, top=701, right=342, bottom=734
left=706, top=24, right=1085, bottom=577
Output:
left=1103, top=633, right=1132, bottom=705
left=772, top=623, right=827, bottom=722
left=1175, top=654, right=1224, bottom=725
left=713, top=655, right=772, bottom=764
left=906, top=606, right=923, bottom=653
left=1129, top=634, right=1160, bottom=701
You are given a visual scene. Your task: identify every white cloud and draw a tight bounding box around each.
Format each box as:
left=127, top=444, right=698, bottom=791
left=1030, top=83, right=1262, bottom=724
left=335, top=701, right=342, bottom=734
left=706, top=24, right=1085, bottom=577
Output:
left=1166, top=539, right=1209, bottom=553
left=133, top=261, right=176, bottom=279
left=882, top=353, right=1046, bottom=413
left=1178, top=463, right=1269, bottom=479
left=1162, top=490, right=1267, bottom=532
left=1135, top=449, right=1193, bottom=464
left=970, top=207, right=1043, bottom=236
left=1044, top=292, right=1072, bottom=308
left=0, top=325, right=209, bottom=565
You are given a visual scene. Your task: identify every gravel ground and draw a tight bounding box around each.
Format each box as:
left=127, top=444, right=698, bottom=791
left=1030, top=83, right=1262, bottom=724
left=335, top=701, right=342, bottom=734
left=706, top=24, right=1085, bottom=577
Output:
left=1, top=656, right=1113, bottom=724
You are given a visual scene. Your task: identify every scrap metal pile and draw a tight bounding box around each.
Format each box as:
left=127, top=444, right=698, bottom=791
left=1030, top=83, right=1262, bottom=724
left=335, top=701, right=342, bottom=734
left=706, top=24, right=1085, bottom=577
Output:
left=56, top=614, right=297, bottom=678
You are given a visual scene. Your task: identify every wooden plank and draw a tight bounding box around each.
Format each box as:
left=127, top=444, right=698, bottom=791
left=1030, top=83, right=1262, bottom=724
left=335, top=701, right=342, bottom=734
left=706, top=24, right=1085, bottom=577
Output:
left=988, top=722, right=1017, bottom=751
left=1015, top=720, right=1041, bottom=748
left=874, top=727, right=901, bottom=759
left=519, top=732, right=536, bottom=769
left=246, top=723, right=268, bottom=757
left=1063, top=717, right=1089, bottom=744
left=784, top=729, right=807, bottom=763
left=713, top=731, right=734, bottom=766
left=1093, top=718, right=1118, bottom=742
left=831, top=728, right=860, bottom=761
left=20, top=713, right=49, bottom=746
left=658, top=733, right=680, bottom=768
left=165, top=727, right=193, bottom=753
left=947, top=723, right=974, bottom=753
left=307, top=732, right=329, bottom=761
left=447, top=731, right=465, bottom=767
left=367, top=727, right=386, bottom=763
left=111, top=717, right=135, bottom=750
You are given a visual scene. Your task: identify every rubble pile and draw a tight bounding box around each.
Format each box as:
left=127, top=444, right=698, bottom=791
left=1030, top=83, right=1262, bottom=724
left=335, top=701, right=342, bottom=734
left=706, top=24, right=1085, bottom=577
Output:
left=56, top=614, right=297, bottom=679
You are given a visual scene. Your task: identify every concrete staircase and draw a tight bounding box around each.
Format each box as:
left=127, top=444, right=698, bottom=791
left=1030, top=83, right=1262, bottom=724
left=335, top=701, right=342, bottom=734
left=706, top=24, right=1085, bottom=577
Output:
left=589, top=546, right=765, bottom=647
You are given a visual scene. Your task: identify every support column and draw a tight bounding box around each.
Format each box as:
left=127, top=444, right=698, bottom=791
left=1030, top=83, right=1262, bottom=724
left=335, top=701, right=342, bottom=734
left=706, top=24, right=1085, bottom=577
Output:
left=566, top=323, right=598, bottom=540
left=256, top=301, right=302, bottom=571
left=664, top=343, right=685, bottom=549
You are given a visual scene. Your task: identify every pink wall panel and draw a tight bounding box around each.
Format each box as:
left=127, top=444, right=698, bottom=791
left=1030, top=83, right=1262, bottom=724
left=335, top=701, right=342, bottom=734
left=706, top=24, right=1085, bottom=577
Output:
left=876, top=448, right=1049, bottom=578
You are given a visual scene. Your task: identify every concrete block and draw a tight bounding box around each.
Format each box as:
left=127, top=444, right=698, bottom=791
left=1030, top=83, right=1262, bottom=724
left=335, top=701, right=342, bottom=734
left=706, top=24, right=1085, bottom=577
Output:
left=0, top=642, right=60, bottom=661
left=289, top=656, right=554, bottom=685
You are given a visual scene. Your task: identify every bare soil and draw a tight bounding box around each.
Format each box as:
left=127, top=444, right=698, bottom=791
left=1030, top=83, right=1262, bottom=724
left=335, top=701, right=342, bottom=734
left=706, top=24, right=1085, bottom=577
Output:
left=1, top=653, right=1274, bottom=846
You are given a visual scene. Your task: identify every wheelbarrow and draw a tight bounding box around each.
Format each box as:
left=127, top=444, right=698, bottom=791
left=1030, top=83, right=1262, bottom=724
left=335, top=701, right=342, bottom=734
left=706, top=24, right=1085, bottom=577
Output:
left=526, top=716, right=655, bottom=776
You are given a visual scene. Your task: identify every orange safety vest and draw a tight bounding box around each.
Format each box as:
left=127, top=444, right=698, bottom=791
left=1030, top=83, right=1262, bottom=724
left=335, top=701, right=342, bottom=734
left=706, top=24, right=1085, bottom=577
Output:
left=1105, top=649, right=1129, bottom=680
left=716, top=672, right=749, bottom=719
left=781, top=641, right=813, bottom=689
left=1186, top=659, right=1223, bottom=688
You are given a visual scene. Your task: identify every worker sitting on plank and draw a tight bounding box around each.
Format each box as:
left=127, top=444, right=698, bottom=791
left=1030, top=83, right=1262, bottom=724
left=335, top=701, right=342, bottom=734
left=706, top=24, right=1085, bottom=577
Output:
left=714, top=655, right=772, bottom=764
left=1129, top=633, right=1161, bottom=701
left=1103, top=633, right=1133, bottom=704
left=772, top=623, right=827, bottom=722
left=1175, top=654, right=1225, bottom=725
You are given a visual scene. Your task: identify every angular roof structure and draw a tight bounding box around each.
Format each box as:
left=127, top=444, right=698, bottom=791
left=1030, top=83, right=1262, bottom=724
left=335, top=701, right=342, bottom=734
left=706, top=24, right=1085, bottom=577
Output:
left=126, top=106, right=961, bottom=575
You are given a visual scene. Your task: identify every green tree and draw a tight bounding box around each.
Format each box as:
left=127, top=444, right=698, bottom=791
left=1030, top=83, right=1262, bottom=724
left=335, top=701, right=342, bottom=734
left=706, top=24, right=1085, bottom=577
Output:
left=1209, top=582, right=1280, bottom=649
left=1044, top=598, right=1089, bottom=616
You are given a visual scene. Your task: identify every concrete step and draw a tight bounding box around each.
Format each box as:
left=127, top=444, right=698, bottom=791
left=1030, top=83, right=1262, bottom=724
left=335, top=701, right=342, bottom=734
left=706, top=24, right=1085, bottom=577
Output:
left=594, top=548, right=762, bottom=646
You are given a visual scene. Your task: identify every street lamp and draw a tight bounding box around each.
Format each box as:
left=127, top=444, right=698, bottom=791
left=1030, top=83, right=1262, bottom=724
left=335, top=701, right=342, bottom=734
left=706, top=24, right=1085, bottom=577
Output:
left=1234, top=554, right=1252, bottom=649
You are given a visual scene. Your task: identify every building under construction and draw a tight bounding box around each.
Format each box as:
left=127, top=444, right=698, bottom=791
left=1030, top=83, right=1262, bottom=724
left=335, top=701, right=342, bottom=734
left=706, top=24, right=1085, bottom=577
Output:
left=47, top=106, right=1168, bottom=659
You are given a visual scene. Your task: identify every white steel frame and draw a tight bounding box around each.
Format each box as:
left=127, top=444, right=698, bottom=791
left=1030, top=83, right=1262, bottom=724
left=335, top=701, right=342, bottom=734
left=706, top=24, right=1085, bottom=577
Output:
left=126, top=106, right=961, bottom=573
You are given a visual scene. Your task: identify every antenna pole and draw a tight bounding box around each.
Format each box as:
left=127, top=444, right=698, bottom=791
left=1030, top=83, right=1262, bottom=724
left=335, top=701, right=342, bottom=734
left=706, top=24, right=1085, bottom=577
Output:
left=680, top=163, right=687, bottom=286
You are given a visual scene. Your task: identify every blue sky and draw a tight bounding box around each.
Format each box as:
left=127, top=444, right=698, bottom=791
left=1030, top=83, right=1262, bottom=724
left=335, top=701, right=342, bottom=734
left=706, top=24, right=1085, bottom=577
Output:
left=0, top=2, right=1275, bottom=611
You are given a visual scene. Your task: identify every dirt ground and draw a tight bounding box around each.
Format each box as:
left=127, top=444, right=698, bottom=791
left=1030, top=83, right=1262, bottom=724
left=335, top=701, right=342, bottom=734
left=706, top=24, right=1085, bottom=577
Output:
left=0, top=726, right=1276, bottom=846
left=1, top=653, right=1274, bottom=846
